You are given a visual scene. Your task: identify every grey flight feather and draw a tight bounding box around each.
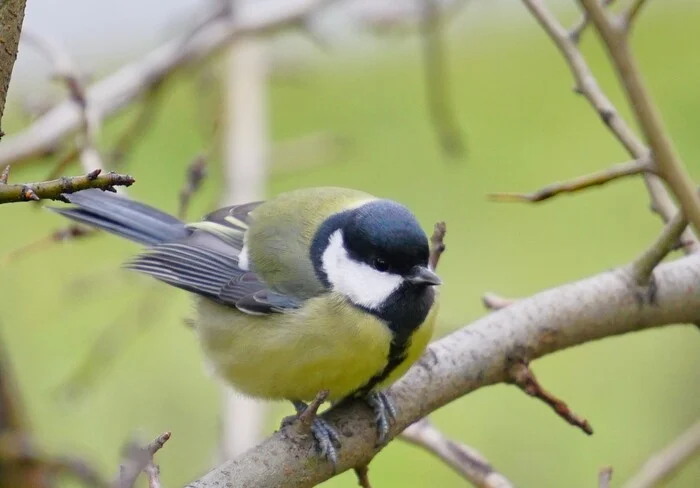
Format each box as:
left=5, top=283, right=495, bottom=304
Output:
left=48, top=189, right=300, bottom=314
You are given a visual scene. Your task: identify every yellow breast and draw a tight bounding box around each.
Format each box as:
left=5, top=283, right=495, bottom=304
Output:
left=193, top=292, right=438, bottom=402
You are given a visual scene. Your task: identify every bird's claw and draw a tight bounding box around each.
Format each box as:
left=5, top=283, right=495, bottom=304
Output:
left=366, top=391, right=397, bottom=446
left=284, top=398, right=342, bottom=471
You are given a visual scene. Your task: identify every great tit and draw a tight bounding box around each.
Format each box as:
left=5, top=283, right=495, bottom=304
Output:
left=50, top=186, right=441, bottom=466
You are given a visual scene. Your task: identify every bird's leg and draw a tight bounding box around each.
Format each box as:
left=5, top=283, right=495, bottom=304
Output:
left=280, top=390, right=342, bottom=470
left=365, top=390, right=397, bottom=446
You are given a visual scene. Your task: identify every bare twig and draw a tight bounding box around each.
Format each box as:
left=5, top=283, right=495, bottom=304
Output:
left=178, top=154, right=208, bottom=219
left=520, top=0, right=700, bottom=251
left=401, top=418, right=514, bottom=487
left=0, top=169, right=134, bottom=204
left=622, top=419, right=700, bottom=488
left=419, top=0, right=465, bottom=158
left=489, top=158, right=652, bottom=203
left=627, top=211, right=687, bottom=286
left=22, top=30, right=104, bottom=174
left=0, top=166, right=9, bottom=184
left=580, top=0, right=700, bottom=236
left=621, top=0, right=651, bottom=32
left=354, top=464, right=372, bottom=488
left=297, top=390, right=329, bottom=433
left=428, top=221, right=447, bottom=270
left=1, top=224, right=96, bottom=267
left=144, top=461, right=162, bottom=488
left=0, top=432, right=109, bottom=488
left=118, top=432, right=171, bottom=488
left=0, top=0, right=340, bottom=167
left=508, top=360, right=593, bottom=435
left=568, top=0, right=614, bottom=43
left=599, top=466, right=614, bottom=488
left=482, top=293, right=517, bottom=311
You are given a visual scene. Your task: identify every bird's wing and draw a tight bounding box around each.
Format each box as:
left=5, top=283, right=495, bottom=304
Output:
left=127, top=201, right=302, bottom=315
left=125, top=242, right=302, bottom=315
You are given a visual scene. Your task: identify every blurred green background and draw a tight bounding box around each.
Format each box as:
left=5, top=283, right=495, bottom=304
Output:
left=1, top=1, right=699, bottom=487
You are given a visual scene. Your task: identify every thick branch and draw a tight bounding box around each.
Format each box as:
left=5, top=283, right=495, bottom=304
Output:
left=186, top=254, right=700, bottom=487
left=622, top=419, right=700, bottom=488
left=0, top=169, right=134, bottom=204
left=0, top=0, right=336, bottom=166
left=489, top=158, right=651, bottom=203
left=580, top=0, right=700, bottom=236
left=401, top=418, right=514, bottom=487
left=0, top=0, right=27, bottom=133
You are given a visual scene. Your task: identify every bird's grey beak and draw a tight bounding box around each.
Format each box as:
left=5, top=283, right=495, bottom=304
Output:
left=406, top=266, right=442, bottom=286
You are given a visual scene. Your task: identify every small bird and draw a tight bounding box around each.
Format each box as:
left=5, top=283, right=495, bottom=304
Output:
left=50, top=186, right=441, bottom=466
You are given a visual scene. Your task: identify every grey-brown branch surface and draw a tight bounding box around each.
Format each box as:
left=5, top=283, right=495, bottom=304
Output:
left=186, top=253, right=700, bottom=487
left=0, top=168, right=134, bottom=204
left=0, top=0, right=28, bottom=136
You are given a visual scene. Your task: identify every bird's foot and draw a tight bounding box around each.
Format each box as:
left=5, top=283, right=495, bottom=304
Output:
left=282, top=392, right=342, bottom=471
left=365, top=390, right=397, bottom=446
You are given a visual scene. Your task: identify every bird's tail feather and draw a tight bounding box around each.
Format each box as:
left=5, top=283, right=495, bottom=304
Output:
left=48, top=189, right=188, bottom=246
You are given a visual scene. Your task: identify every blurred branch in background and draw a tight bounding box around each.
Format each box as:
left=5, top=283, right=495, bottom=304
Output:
left=518, top=0, right=700, bottom=253
left=401, top=417, right=514, bottom=488
left=0, top=0, right=337, bottom=167
left=622, top=419, right=700, bottom=488
left=599, top=466, right=614, bottom=488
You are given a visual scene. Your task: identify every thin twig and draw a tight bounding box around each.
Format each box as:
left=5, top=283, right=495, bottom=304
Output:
left=482, top=293, right=517, bottom=311
left=489, top=157, right=652, bottom=203
left=419, top=0, right=465, bottom=158
left=627, top=211, right=687, bottom=287
left=508, top=360, right=593, bottom=435
left=0, top=165, right=9, bottom=184
left=580, top=0, right=700, bottom=237
left=297, top=390, right=329, bottom=433
left=118, top=432, right=171, bottom=488
left=0, top=169, right=134, bottom=204
left=401, top=418, right=515, bottom=487
left=599, top=466, right=614, bottom=488
left=520, top=0, right=700, bottom=251
left=178, top=154, right=208, bottom=219
left=568, top=0, right=615, bottom=43
left=0, top=432, right=109, bottom=488
left=622, top=419, right=700, bottom=488
left=354, top=464, right=372, bottom=488
left=621, top=0, right=651, bottom=32
left=22, top=29, right=104, bottom=174
left=1, top=224, right=96, bottom=267
left=429, top=221, right=447, bottom=270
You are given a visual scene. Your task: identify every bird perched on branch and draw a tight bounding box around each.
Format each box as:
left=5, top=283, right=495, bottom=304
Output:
left=50, top=186, right=441, bottom=467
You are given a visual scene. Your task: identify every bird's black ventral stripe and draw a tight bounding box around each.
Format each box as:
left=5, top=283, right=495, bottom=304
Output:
left=309, top=204, right=436, bottom=399
left=352, top=282, right=435, bottom=397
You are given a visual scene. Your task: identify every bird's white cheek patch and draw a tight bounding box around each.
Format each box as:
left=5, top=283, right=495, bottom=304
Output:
left=321, top=230, right=402, bottom=310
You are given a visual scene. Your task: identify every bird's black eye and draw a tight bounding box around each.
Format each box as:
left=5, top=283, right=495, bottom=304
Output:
left=373, top=257, right=389, bottom=272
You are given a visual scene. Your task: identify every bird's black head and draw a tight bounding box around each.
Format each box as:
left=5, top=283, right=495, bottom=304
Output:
left=311, top=199, right=441, bottom=312
left=343, top=200, right=431, bottom=277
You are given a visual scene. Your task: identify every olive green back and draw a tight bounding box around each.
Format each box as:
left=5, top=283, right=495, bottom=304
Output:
left=246, top=187, right=376, bottom=299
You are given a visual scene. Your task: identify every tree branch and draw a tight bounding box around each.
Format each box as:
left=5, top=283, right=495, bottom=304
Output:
left=520, top=0, right=700, bottom=252
left=599, top=466, right=614, bottom=488
left=622, top=419, right=700, bottom=488
left=488, top=157, right=652, bottom=203
left=118, top=432, right=171, bottom=488
left=0, top=0, right=28, bottom=135
left=185, top=253, right=700, bottom=487
left=579, top=0, right=700, bottom=236
left=0, top=169, right=134, bottom=204
left=401, top=418, right=514, bottom=487
left=0, top=0, right=337, bottom=167
left=507, top=360, right=592, bottom=435
left=482, top=292, right=517, bottom=311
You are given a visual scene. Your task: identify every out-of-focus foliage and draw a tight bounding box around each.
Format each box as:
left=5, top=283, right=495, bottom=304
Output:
left=0, top=2, right=699, bottom=487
